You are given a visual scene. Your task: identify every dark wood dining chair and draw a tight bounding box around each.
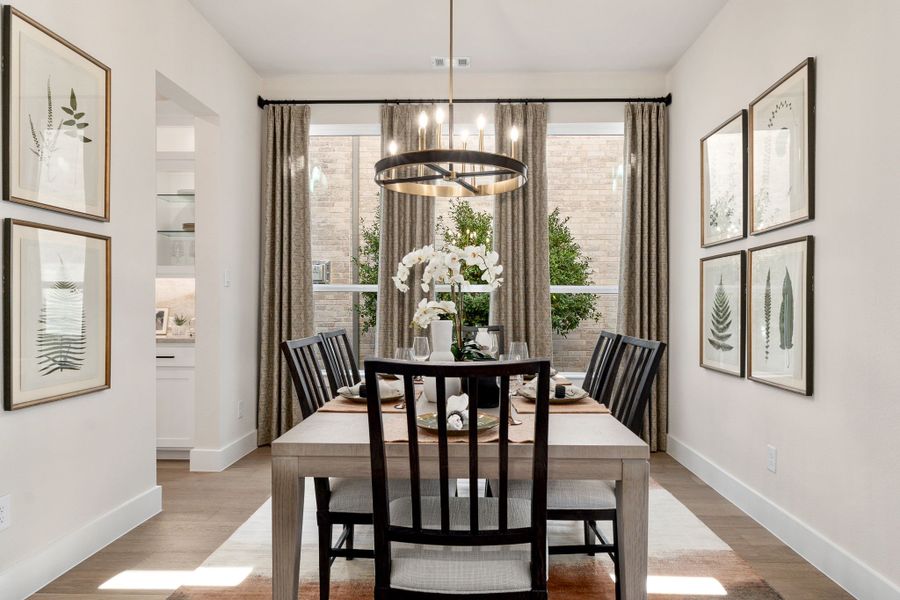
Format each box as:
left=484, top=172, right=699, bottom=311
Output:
left=319, top=328, right=361, bottom=395
left=281, top=335, right=374, bottom=600
left=461, top=324, right=506, bottom=355
left=363, top=358, right=552, bottom=598
left=490, top=335, right=666, bottom=600
left=581, top=330, right=621, bottom=400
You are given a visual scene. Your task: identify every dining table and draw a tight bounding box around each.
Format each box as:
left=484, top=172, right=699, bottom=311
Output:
left=271, top=382, right=650, bottom=599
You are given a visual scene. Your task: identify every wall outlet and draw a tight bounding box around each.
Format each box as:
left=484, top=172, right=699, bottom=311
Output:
left=766, top=445, right=777, bottom=473
left=223, top=268, right=232, bottom=288
left=0, top=495, right=11, bottom=531
left=237, top=400, right=245, bottom=420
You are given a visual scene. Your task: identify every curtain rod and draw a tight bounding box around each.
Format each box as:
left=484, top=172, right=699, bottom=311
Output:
left=256, top=93, right=671, bottom=109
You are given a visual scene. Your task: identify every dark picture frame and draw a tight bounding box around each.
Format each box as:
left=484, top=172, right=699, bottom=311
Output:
left=749, top=57, right=815, bottom=235
left=700, top=250, right=746, bottom=377
left=2, top=6, right=111, bottom=221
left=747, top=236, right=814, bottom=395
left=3, top=218, right=111, bottom=410
left=700, top=110, right=747, bottom=247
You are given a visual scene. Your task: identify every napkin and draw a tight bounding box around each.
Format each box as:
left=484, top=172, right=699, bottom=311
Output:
left=446, top=393, right=469, bottom=430
left=338, top=379, right=403, bottom=399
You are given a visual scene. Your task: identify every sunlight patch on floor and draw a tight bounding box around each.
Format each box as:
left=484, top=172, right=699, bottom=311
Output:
left=98, top=566, right=253, bottom=590
left=610, top=574, right=728, bottom=595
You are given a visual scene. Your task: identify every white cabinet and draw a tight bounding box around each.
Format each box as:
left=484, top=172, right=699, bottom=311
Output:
left=156, top=344, right=195, bottom=456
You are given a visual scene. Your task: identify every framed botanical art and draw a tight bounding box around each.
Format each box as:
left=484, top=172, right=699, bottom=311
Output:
left=700, top=251, right=745, bottom=376
left=748, top=236, right=813, bottom=395
left=701, top=111, right=747, bottom=247
left=3, top=219, right=110, bottom=410
left=155, top=308, right=169, bottom=336
left=2, top=6, right=111, bottom=221
left=749, top=57, right=815, bottom=235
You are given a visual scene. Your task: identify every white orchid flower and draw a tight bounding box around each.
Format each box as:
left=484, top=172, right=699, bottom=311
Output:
left=484, top=251, right=500, bottom=267
left=421, top=282, right=430, bottom=293
left=392, top=276, right=410, bottom=293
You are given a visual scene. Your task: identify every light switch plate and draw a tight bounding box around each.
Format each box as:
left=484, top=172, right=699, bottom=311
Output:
left=0, top=495, right=11, bottom=531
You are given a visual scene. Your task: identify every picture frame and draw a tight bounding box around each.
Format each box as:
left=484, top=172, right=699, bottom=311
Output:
left=3, top=219, right=111, bottom=410
left=700, top=110, right=747, bottom=247
left=2, top=6, right=111, bottom=221
left=747, top=236, right=813, bottom=395
left=749, top=57, right=815, bottom=235
left=155, top=307, right=169, bottom=336
left=700, top=250, right=746, bottom=377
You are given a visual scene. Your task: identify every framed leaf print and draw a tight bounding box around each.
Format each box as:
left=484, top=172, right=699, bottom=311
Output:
left=700, top=251, right=745, bottom=376
left=2, top=6, right=111, bottom=221
left=701, top=111, right=746, bottom=247
left=748, top=236, right=813, bottom=395
left=3, top=219, right=110, bottom=410
left=749, top=57, right=815, bottom=235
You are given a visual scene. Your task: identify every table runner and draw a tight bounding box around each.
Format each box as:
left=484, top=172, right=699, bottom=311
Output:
left=511, top=394, right=609, bottom=414
left=382, top=413, right=536, bottom=444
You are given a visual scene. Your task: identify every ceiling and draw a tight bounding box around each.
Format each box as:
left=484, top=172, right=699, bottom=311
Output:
left=189, top=0, right=727, bottom=77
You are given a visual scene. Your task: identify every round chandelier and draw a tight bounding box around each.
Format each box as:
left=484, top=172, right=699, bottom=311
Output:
left=374, top=0, right=527, bottom=198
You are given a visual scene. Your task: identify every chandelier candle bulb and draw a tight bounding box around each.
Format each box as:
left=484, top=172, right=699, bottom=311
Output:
left=509, top=125, right=520, bottom=160
left=388, top=140, right=398, bottom=179
left=418, top=111, right=428, bottom=150
left=476, top=114, right=486, bottom=151
left=435, top=106, right=445, bottom=149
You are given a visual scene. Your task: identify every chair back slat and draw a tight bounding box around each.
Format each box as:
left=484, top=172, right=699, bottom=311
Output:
left=583, top=331, right=622, bottom=400
left=461, top=324, right=506, bottom=355
left=363, top=358, right=550, bottom=575
left=604, top=336, right=666, bottom=435
left=319, top=329, right=360, bottom=394
left=281, top=336, right=331, bottom=419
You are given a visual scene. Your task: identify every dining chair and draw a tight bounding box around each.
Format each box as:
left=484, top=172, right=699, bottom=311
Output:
left=581, top=330, right=621, bottom=400
left=363, top=358, right=552, bottom=598
left=281, top=336, right=450, bottom=600
left=319, top=328, right=361, bottom=394
left=461, top=324, right=506, bottom=355
left=490, top=335, right=665, bottom=600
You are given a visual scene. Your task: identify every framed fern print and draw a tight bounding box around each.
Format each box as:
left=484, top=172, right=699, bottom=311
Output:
left=3, top=219, right=110, bottom=410
left=2, top=6, right=111, bottom=221
left=749, top=58, right=815, bottom=235
left=701, top=111, right=747, bottom=247
left=700, top=251, right=745, bottom=376
left=748, top=236, right=813, bottom=395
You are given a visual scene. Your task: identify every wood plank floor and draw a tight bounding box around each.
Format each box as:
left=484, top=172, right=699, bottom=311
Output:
left=30, top=449, right=852, bottom=599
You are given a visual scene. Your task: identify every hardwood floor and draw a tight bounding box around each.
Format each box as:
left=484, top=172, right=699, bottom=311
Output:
left=31, top=449, right=851, bottom=599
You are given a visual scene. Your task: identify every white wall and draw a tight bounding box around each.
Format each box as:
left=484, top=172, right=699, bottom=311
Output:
left=0, top=1, right=260, bottom=597
left=666, top=0, right=900, bottom=598
left=262, top=70, right=667, bottom=125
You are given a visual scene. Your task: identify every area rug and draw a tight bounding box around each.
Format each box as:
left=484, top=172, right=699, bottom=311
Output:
left=169, top=479, right=781, bottom=599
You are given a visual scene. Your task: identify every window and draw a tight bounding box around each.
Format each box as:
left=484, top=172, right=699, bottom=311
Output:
left=308, top=126, right=623, bottom=373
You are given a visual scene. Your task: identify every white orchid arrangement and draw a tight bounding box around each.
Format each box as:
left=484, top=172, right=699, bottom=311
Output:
left=392, top=243, right=504, bottom=350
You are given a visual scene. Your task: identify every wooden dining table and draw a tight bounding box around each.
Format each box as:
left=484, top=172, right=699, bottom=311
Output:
left=271, top=392, right=650, bottom=599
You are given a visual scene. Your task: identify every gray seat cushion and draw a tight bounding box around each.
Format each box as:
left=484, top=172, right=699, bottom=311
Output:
left=388, top=496, right=533, bottom=593
left=328, top=478, right=454, bottom=514
left=490, top=479, right=617, bottom=511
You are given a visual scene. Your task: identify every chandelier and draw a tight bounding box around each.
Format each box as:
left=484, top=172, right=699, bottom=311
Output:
left=374, top=0, right=527, bottom=198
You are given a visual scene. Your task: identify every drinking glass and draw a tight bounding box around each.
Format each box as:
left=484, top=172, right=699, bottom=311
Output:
left=393, top=347, right=413, bottom=361
left=508, top=342, right=528, bottom=385
left=486, top=332, right=500, bottom=358
left=497, top=354, right=508, bottom=389
left=411, top=336, right=430, bottom=382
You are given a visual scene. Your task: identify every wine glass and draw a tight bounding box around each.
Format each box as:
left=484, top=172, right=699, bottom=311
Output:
left=486, top=332, right=500, bottom=358
left=508, top=341, right=529, bottom=385
left=393, top=347, right=413, bottom=361
left=411, top=336, right=430, bottom=382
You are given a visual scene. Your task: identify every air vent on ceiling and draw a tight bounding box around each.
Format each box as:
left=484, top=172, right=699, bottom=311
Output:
left=432, top=57, right=470, bottom=69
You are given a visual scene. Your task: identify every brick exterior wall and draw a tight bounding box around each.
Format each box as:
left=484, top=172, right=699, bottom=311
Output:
left=309, top=134, right=623, bottom=372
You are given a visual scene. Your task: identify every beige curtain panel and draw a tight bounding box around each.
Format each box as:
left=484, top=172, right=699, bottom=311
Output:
left=491, top=103, right=553, bottom=359
left=375, top=104, right=436, bottom=356
left=618, top=102, right=669, bottom=452
left=257, top=104, right=314, bottom=445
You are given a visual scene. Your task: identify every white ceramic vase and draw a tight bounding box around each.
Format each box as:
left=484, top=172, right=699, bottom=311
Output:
left=424, top=320, right=461, bottom=402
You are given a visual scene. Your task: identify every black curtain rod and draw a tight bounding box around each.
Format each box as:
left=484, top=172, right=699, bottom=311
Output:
left=256, top=93, right=671, bottom=109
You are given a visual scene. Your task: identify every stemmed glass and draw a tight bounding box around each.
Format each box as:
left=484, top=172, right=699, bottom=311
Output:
left=486, top=332, right=500, bottom=358
left=411, top=336, right=430, bottom=383
left=394, top=347, right=413, bottom=361
left=508, top=341, right=529, bottom=385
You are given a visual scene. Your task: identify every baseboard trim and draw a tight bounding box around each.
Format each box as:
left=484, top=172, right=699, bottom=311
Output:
left=157, top=448, right=191, bottom=460
left=667, top=434, right=900, bottom=600
left=0, top=485, right=162, bottom=600
left=189, top=429, right=257, bottom=472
